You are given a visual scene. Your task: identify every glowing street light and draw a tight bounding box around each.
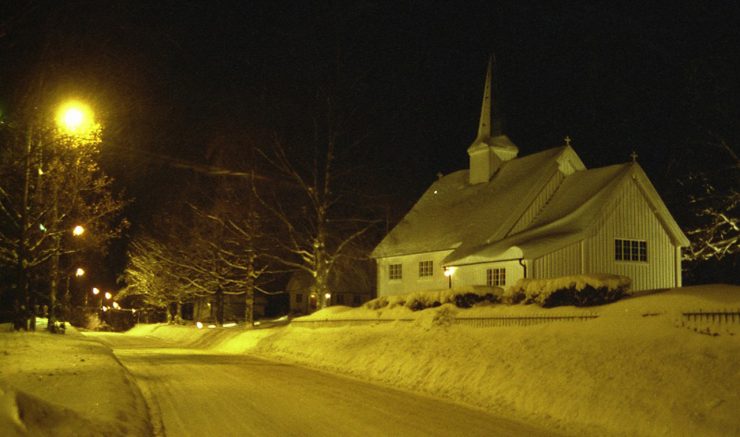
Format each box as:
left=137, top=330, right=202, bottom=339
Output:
left=104, top=291, right=112, bottom=300
left=92, top=287, right=100, bottom=295
left=72, top=225, right=85, bottom=236
left=75, top=267, right=86, bottom=277
left=55, top=100, right=97, bottom=138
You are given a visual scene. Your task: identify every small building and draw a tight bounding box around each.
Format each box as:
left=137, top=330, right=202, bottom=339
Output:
left=192, top=292, right=267, bottom=324
left=372, top=60, right=689, bottom=295
left=287, top=262, right=375, bottom=315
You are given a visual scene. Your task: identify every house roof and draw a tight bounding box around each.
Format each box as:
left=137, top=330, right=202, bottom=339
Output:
left=372, top=147, right=566, bottom=258
left=373, top=147, right=689, bottom=264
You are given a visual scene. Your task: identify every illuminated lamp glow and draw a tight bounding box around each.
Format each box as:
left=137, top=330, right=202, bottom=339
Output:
left=72, top=225, right=85, bottom=236
left=75, top=267, right=85, bottom=277
left=104, top=291, right=112, bottom=300
left=92, top=287, right=100, bottom=295
left=443, top=266, right=457, bottom=277
left=56, top=100, right=96, bottom=137
left=196, top=321, right=203, bottom=329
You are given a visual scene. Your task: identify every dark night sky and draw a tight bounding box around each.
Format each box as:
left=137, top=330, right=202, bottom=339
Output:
left=1, top=1, right=739, bottom=284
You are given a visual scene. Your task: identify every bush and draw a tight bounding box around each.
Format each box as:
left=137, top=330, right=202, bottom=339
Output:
left=505, top=274, right=632, bottom=307
left=364, top=287, right=502, bottom=312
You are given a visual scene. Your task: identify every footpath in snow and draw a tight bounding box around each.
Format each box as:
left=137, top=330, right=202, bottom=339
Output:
left=0, top=323, right=151, bottom=436
left=132, top=284, right=740, bottom=437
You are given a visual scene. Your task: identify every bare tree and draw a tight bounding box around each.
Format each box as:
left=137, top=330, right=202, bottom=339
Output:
left=0, top=116, right=127, bottom=329
left=683, top=139, right=739, bottom=263
left=256, top=95, right=378, bottom=310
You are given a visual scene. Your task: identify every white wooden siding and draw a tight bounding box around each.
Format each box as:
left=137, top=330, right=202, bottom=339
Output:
left=451, top=260, right=525, bottom=289
left=509, top=171, right=565, bottom=234
left=585, top=178, right=677, bottom=291
left=533, top=241, right=582, bottom=278
left=376, top=250, right=453, bottom=296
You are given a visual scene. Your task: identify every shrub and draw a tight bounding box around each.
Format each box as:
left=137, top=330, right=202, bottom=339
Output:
left=364, top=287, right=503, bottom=312
left=505, top=274, right=632, bottom=307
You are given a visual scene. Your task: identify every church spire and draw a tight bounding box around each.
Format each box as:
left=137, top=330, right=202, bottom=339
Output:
left=467, top=56, right=519, bottom=185
left=475, top=56, right=494, bottom=143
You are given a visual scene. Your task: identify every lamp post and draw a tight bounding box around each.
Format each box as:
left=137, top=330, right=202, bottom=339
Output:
left=48, top=101, right=96, bottom=331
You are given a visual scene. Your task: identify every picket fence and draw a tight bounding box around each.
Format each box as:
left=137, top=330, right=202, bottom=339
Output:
left=290, top=314, right=599, bottom=329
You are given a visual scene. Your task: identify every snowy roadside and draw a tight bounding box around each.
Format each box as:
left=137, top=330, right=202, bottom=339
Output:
left=0, top=323, right=152, bottom=436
left=131, top=284, right=740, bottom=437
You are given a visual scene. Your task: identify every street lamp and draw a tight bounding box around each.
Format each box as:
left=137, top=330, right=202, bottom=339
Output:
left=47, top=100, right=98, bottom=331
left=55, top=100, right=97, bottom=138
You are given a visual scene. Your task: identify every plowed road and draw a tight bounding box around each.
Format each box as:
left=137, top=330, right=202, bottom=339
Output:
left=89, top=333, right=555, bottom=437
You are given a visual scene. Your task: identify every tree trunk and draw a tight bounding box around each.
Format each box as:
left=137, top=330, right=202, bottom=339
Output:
left=216, top=286, right=224, bottom=326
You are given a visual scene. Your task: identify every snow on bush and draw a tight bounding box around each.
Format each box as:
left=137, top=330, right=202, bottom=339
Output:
left=364, top=286, right=502, bottom=311
left=505, top=273, right=632, bottom=307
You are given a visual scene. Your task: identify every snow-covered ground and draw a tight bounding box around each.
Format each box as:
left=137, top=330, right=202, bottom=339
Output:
left=1, top=284, right=738, bottom=436
left=0, top=323, right=151, bottom=436
left=133, top=284, right=740, bottom=436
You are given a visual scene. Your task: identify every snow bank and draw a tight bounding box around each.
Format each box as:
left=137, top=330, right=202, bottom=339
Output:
left=131, top=284, right=740, bottom=436
left=0, top=327, right=151, bottom=436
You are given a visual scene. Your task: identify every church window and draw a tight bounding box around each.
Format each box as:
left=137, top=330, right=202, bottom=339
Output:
left=487, top=268, right=506, bottom=287
left=615, top=239, right=647, bottom=262
left=418, top=260, right=433, bottom=277
left=389, top=264, right=402, bottom=280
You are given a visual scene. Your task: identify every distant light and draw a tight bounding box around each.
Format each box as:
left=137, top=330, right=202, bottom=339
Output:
left=72, top=225, right=85, bottom=236
left=433, top=190, right=438, bottom=194
left=196, top=321, right=203, bottom=329
left=92, top=287, right=100, bottom=295
left=104, top=292, right=112, bottom=300
left=324, top=293, right=331, bottom=299
left=39, top=223, right=47, bottom=232
left=112, top=302, right=121, bottom=310
left=75, top=267, right=85, bottom=277
left=101, top=306, right=108, bottom=312
left=444, top=266, right=457, bottom=277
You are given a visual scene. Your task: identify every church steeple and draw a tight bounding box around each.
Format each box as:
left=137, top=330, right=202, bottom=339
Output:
left=475, top=56, right=494, bottom=143
left=467, top=56, right=518, bottom=185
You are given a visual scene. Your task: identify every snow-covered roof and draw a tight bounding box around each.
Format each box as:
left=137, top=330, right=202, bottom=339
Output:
left=372, top=147, right=566, bottom=258
left=373, top=146, right=688, bottom=263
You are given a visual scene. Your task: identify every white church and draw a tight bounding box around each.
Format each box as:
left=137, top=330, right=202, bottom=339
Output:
left=372, top=60, right=689, bottom=295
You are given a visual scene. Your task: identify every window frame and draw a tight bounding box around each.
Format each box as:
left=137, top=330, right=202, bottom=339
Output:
left=615, top=238, right=648, bottom=262
left=486, top=267, right=506, bottom=287
left=388, top=263, right=403, bottom=280
left=418, top=260, right=433, bottom=278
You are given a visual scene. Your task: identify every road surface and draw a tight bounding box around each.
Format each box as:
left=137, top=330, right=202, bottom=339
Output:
left=89, top=332, right=556, bottom=437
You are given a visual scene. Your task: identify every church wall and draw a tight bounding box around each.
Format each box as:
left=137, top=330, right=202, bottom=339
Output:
left=376, top=250, right=453, bottom=296
left=451, top=260, right=524, bottom=290
left=532, top=241, right=583, bottom=279
left=585, top=179, right=677, bottom=291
